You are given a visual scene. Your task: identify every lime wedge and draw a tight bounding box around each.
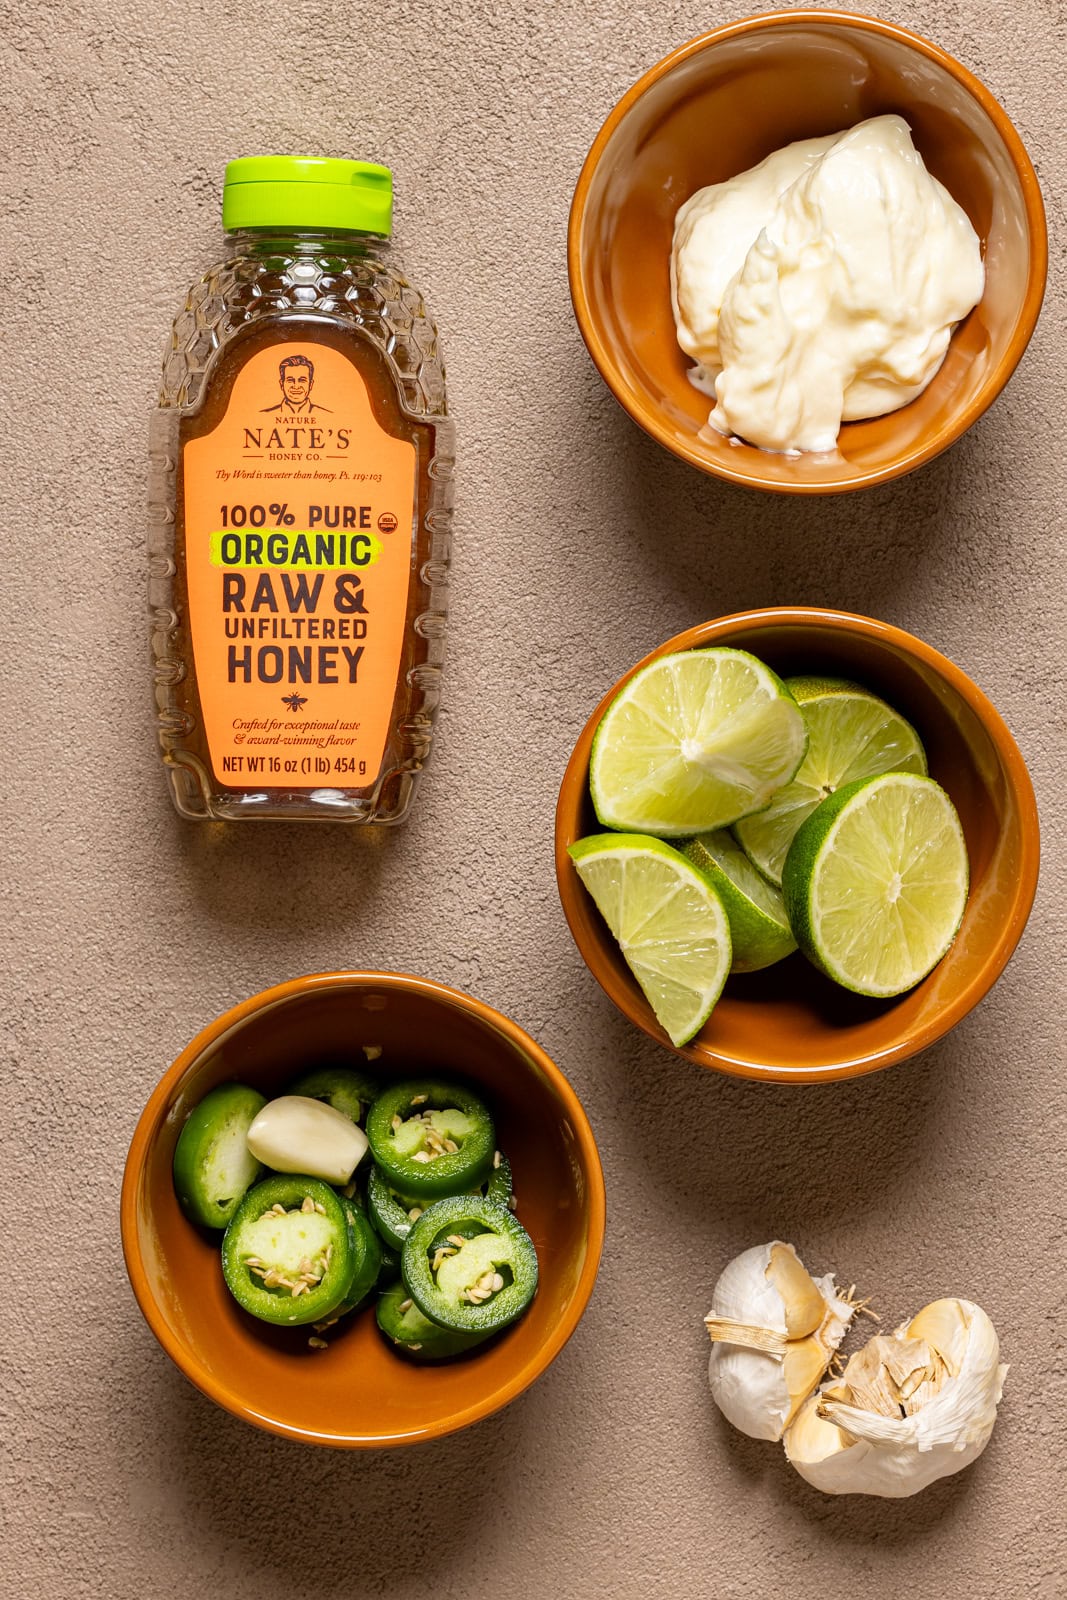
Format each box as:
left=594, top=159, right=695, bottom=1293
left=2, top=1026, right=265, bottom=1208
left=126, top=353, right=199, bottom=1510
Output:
left=568, top=833, right=732, bottom=1046
left=734, top=677, right=927, bottom=885
left=589, top=649, right=807, bottom=836
left=782, top=773, right=969, bottom=997
left=683, top=830, right=797, bottom=973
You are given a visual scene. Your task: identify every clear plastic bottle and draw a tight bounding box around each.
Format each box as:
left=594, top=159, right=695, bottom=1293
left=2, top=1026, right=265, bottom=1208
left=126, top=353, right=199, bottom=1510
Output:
left=148, top=157, right=454, bottom=822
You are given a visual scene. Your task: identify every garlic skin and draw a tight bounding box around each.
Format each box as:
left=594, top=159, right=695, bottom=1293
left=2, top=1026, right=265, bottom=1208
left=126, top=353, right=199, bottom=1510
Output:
left=784, top=1298, right=1007, bottom=1498
left=706, top=1242, right=854, bottom=1441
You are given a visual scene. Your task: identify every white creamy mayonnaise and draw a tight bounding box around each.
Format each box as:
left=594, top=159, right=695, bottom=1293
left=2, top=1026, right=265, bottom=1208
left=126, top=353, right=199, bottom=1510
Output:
left=670, top=115, right=984, bottom=454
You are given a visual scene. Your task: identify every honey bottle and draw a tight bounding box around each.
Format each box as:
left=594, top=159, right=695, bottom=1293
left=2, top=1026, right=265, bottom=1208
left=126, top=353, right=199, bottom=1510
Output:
left=148, top=157, right=453, bottom=822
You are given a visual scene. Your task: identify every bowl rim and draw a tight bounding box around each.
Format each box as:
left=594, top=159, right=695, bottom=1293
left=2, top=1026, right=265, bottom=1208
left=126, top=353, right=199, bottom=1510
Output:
left=568, top=8, right=1049, bottom=496
left=554, top=606, right=1041, bottom=1082
left=120, top=969, right=608, bottom=1448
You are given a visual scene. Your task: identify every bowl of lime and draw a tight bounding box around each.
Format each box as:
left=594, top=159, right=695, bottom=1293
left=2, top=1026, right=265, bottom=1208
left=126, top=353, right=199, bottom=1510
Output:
left=555, top=608, right=1039, bottom=1082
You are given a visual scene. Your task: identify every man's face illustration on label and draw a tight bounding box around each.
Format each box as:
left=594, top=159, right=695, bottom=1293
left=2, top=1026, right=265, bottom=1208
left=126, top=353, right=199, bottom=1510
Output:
left=281, top=360, right=312, bottom=407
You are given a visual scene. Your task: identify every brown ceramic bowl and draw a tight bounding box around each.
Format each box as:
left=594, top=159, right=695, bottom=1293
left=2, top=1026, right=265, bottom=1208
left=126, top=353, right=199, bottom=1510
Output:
left=121, top=972, right=606, bottom=1447
left=555, top=609, right=1039, bottom=1082
left=569, top=11, right=1047, bottom=493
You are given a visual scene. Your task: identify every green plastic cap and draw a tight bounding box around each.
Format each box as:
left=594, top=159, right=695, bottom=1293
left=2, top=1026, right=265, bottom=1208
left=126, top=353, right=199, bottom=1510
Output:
left=222, top=156, right=392, bottom=235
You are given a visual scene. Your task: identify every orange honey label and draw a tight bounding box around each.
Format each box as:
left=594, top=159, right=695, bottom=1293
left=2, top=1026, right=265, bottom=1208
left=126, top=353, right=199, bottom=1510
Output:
left=182, top=343, right=416, bottom=788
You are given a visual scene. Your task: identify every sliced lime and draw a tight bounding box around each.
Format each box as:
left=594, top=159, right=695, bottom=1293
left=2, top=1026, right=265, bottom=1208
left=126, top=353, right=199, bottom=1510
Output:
left=589, top=649, right=807, bottom=837
left=782, top=773, right=969, bottom=998
left=734, top=677, right=927, bottom=886
left=683, top=830, right=797, bottom=973
left=568, top=833, right=732, bottom=1046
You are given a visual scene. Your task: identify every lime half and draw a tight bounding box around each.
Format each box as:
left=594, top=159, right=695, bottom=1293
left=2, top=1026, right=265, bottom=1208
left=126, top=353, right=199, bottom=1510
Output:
left=569, top=833, right=732, bottom=1046
left=684, top=830, right=797, bottom=973
left=782, top=773, right=969, bottom=998
left=734, top=677, right=927, bottom=886
left=589, top=649, right=807, bottom=837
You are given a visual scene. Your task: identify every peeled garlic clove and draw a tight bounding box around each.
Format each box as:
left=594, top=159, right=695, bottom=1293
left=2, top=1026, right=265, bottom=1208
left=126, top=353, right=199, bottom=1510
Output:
left=784, top=1298, right=1007, bottom=1498
left=246, top=1095, right=369, bottom=1185
left=706, top=1242, right=855, bottom=1441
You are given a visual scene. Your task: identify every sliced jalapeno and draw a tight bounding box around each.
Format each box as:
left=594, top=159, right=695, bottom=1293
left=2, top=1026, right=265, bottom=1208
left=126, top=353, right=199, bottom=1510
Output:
left=366, top=1146, right=514, bottom=1250
left=485, top=1150, right=513, bottom=1209
left=172, top=1082, right=265, bottom=1229
left=285, top=1065, right=380, bottom=1127
left=375, top=1280, right=493, bottom=1361
left=305, top=1200, right=385, bottom=1336
left=366, top=1165, right=425, bottom=1250
left=336, top=1196, right=382, bottom=1314
left=365, top=1080, right=495, bottom=1201
left=401, top=1195, right=538, bottom=1335
left=377, top=1244, right=401, bottom=1288
left=221, top=1175, right=356, bottom=1327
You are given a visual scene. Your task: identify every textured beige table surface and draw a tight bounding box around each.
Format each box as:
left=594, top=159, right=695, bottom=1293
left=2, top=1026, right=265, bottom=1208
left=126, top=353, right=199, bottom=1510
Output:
left=2, top=1, right=1065, bottom=1595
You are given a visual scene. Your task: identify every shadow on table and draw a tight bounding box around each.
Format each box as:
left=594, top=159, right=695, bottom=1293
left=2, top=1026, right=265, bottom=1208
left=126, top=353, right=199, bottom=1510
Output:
left=701, top=1387, right=980, bottom=1547
left=164, top=809, right=403, bottom=940
left=583, top=363, right=989, bottom=630
left=599, top=1013, right=960, bottom=1244
left=118, top=1328, right=604, bottom=1594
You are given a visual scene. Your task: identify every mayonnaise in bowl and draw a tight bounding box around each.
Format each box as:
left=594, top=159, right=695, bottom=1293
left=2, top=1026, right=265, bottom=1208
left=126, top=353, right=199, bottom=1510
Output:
left=670, top=116, right=984, bottom=455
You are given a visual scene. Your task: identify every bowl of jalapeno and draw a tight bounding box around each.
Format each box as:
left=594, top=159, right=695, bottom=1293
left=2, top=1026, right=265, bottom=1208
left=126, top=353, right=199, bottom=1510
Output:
left=121, top=971, right=606, bottom=1448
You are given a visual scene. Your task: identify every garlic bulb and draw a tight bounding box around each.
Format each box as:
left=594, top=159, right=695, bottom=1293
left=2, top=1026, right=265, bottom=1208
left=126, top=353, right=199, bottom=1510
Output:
left=705, top=1242, right=855, bottom=1441
left=784, top=1298, right=1007, bottom=1497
